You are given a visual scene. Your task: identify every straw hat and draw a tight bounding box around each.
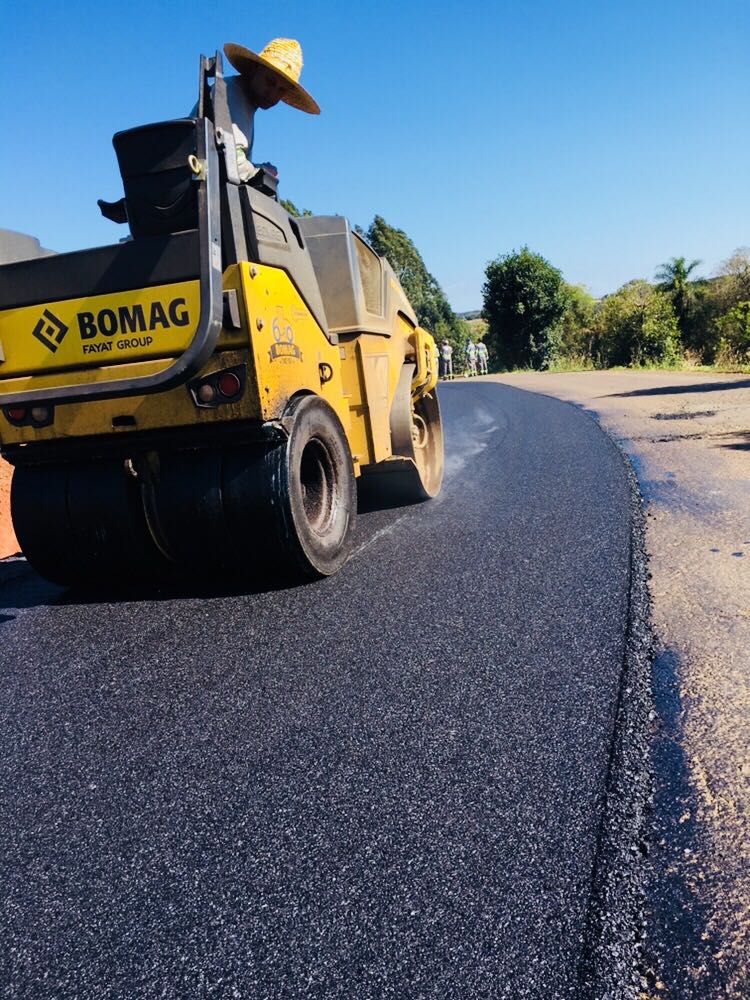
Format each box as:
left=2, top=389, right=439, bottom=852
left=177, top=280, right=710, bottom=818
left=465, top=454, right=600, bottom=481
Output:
left=223, top=39, right=320, bottom=115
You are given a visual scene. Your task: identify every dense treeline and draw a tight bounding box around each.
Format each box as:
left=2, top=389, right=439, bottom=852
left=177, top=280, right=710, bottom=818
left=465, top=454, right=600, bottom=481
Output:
left=483, top=247, right=750, bottom=372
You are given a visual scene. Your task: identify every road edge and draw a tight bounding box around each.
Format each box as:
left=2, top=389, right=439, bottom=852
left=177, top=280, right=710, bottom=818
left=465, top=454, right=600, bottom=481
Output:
left=575, top=425, right=655, bottom=999
left=482, top=377, right=656, bottom=996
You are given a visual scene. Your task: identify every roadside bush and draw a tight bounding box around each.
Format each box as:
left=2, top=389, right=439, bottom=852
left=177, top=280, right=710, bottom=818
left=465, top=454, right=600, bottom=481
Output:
left=547, top=352, right=595, bottom=372
left=715, top=301, right=750, bottom=364
left=593, top=281, right=681, bottom=367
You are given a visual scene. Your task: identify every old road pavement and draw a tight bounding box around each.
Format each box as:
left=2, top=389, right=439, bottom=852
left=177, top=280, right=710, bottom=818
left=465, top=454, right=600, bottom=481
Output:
left=0, top=381, right=645, bottom=1000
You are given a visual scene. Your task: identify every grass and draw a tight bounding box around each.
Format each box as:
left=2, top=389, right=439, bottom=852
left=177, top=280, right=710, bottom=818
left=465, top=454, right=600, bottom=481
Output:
left=483, top=351, right=750, bottom=377
left=540, top=358, right=750, bottom=376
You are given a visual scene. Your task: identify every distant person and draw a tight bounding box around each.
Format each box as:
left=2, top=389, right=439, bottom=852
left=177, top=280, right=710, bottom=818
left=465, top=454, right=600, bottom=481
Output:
left=434, top=341, right=441, bottom=378
left=441, top=340, right=453, bottom=379
left=465, top=340, right=477, bottom=376
left=476, top=340, right=489, bottom=374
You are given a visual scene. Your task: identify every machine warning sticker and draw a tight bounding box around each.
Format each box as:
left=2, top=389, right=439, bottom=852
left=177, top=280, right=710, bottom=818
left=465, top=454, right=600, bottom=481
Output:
left=269, top=311, right=302, bottom=362
left=0, top=280, right=200, bottom=377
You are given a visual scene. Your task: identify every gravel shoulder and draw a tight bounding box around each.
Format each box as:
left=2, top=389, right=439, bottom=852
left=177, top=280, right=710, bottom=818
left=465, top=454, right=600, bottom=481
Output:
left=492, top=370, right=750, bottom=998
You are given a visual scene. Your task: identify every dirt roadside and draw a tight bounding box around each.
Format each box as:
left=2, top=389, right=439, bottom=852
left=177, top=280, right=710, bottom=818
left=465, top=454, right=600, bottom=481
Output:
left=490, top=371, right=750, bottom=998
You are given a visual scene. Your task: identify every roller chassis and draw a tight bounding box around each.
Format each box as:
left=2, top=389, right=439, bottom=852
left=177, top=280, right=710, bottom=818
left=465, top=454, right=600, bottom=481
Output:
left=0, top=51, right=443, bottom=586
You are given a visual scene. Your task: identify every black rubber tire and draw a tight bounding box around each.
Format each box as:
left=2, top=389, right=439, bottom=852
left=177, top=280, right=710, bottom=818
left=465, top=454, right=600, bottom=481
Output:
left=10, top=464, right=77, bottom=585
left=11, top=460, right=165, bottom=588
left=233, top=394, right=357, bottom=580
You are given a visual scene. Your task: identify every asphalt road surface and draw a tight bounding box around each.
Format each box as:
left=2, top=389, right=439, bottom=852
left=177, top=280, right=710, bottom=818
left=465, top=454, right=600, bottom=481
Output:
left=0, top=381, right=633, bottom=1000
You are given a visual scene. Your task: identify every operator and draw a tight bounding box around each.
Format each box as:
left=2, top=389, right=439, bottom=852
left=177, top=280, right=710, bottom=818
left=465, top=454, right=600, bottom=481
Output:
left=194, top=38, right=320, bottom=182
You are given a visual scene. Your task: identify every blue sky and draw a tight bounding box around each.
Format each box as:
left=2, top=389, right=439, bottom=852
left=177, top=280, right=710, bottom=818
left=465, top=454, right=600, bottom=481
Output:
left=3, top=0, right=748, bottom=311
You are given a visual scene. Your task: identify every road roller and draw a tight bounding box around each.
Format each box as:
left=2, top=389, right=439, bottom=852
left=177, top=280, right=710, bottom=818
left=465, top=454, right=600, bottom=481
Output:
left=0, top=52, right=443, bottom=587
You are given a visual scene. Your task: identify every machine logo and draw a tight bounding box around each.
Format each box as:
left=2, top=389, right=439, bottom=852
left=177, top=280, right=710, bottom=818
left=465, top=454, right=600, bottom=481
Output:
left=269, top=313, right=302, bottom=362
left=32, top=309, right=69, bottom=353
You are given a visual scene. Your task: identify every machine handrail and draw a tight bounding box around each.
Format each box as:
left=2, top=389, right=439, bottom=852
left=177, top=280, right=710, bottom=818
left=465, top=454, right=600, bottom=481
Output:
left=0, top=117, right=223, bottom=407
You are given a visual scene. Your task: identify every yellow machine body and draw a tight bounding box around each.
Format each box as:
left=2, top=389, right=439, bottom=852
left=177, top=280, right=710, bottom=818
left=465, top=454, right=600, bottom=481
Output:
left=0, top=262, right=438, bottom=477
left=0, top=280, right=202, bottom=379
left=0, top=58, right=444, bottom=586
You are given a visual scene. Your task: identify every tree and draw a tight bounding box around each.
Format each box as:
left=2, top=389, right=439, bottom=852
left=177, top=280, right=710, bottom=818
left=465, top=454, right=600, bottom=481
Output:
left=655, top=256, right=701, bottom=337
left=680, top=280, right=724, bottom=362
left=482, top=248, right=568, bottom=370
left=594, top=281, right=681, bottom=367
left=701, top=250, right=750, bottom=364
left=467, top=317, right=488, bottom=342
left=714, top=248, right=750, bottom=310
left=717, top=247, right=750, bottom=288
left=364, top=215, right=466, bottom=368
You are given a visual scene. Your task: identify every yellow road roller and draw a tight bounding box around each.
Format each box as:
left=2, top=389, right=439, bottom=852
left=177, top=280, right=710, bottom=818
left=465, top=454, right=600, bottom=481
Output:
left=0, top=53, right=443, bottom=586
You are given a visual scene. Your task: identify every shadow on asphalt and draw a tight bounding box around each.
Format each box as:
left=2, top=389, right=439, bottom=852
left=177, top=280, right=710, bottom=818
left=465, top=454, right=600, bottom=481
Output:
left=356, top=476, right=421, bottom=513
left=0, top=496, right=411, bottom=613
left=0, top=563, right=320, bottom=613
left=609, top=378, right=750, bottom=397
left=0, top=554, right=303, bottom=611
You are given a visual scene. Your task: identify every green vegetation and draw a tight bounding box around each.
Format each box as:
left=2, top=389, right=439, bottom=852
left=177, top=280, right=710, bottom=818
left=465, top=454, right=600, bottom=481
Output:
left=482, top=248, right=568, bottom=370
left=655, top=256, right=701, bottom=340
left=716, top=301, right=750, bottom=361
left=480, top=246, right=750, bottom=373
left=592, top=280, right=681, bottom=368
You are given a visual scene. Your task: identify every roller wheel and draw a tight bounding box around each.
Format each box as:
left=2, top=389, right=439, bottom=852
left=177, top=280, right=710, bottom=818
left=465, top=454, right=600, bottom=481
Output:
left=12, top=397, right=356, bottom=588
left=11, top=460, right=166, bottom=588
left=408, top=390, right=444, bottom=499
left=365, top=364, right=444, bottom=504
left=139, top=449, right=237, bottom=571
left=147, top=394, right=357, bottom=582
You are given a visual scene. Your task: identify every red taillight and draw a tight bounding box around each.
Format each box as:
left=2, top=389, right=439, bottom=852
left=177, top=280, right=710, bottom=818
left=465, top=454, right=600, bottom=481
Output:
left=189, top=366, right=244, bottom=408
left=217, top=372, right=241, bottom=398
left=6, top=407, right=26, bottom=422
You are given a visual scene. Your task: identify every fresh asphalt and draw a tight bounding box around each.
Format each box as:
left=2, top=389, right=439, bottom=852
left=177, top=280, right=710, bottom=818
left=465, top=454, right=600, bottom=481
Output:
left=0, top=381, right=634, bottom=1000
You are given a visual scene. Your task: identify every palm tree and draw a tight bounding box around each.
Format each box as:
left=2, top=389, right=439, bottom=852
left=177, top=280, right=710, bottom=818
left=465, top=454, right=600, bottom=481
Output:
left=655, top=256, right=702, bottom=334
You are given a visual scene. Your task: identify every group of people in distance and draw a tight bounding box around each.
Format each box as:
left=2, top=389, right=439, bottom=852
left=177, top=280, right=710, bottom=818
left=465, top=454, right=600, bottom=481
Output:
left=436, top=339, right=489, bottom=380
